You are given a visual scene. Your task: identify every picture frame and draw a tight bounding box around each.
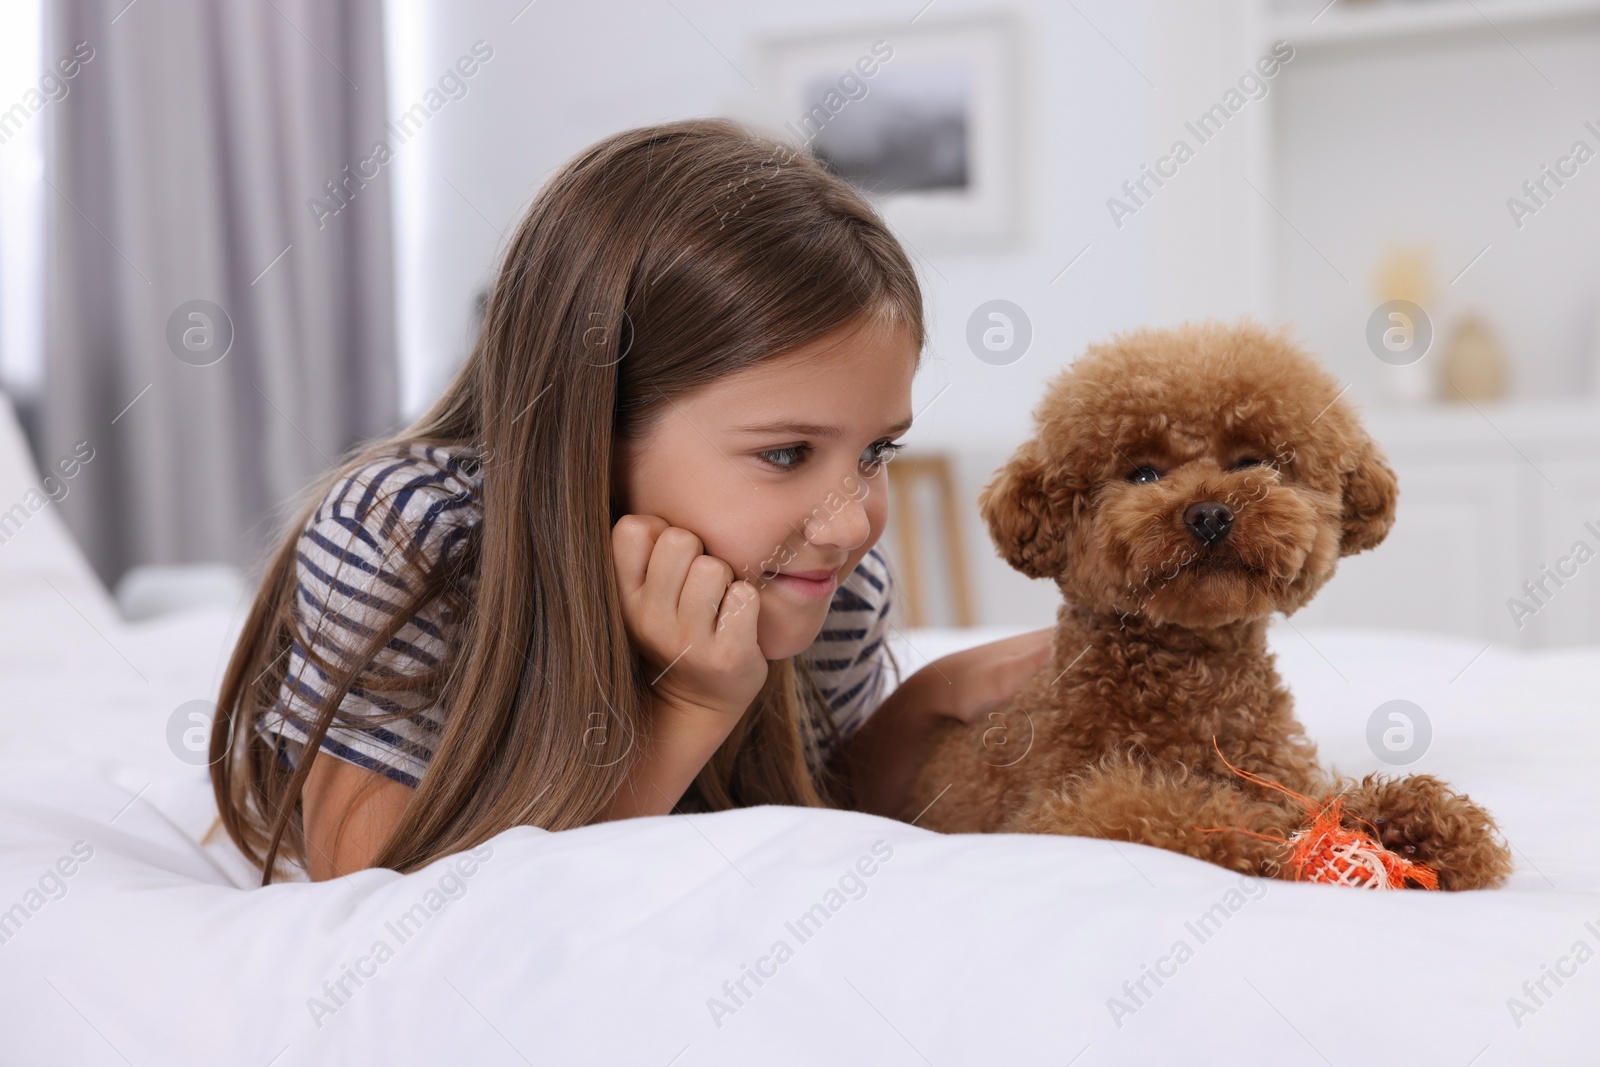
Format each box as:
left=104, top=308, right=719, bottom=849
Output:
left=756, top=16, right=1022, bottom=250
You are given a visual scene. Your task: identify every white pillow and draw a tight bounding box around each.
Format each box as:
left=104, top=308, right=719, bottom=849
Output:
left=0, top=389, right=119, bottom=624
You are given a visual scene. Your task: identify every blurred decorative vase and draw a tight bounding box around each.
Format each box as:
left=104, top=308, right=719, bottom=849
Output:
left=1371, top=242, right=1436, bottom=406
left=1440, top=315, right=1505, bottom=403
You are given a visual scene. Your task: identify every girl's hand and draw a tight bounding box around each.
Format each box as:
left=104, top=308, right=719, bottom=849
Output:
left=928, top=627, right=1053, bottom=724
left=611, top=515, right=770, bottom=731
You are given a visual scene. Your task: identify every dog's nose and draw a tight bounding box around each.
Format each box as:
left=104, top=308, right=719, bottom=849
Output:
left=1184, top=500, right=1234, bottom=544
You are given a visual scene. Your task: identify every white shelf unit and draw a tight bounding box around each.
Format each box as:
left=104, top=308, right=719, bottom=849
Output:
left=1292, top=400, right=1600, bottom=648
left=1235, top=0, right=1600, bottom=647
left=1265, top=0, right=1600, bottom=48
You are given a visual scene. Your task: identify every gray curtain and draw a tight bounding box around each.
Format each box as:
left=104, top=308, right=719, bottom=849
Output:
left=42, top=0, right=399, bottom=591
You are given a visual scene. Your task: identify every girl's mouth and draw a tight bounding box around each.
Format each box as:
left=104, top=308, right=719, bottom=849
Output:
left=770, top=569, right=839, bottom=599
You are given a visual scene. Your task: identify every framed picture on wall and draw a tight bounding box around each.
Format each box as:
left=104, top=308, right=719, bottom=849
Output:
left=755, top=16, right=1022, bottom=250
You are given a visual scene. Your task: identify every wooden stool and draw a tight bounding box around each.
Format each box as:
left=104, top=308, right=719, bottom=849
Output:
left=885, top=453, right=976, bottom=628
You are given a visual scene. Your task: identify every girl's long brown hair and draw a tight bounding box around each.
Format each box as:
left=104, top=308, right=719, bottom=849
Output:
left=210, top=118, right=925, bottom=883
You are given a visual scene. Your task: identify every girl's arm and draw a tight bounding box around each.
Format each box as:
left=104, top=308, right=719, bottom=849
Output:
left=602, top=515, right=772, bottom=819
left=598, top=697, right=731, bottom=820
left=840, top=628, right=1053, bottom=819
left=836, top=664, right=951, bottom=820
left=303, top=514, right=758, bottom=873
left=302, top=756, right=413, bottom=880
left=303, top=693, right=716, bottom=876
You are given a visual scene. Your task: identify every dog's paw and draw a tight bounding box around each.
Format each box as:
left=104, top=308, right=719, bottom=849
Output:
left=1342, top=774, right=1514, bottom=891
left=1371, top=815, right=1428, bottom=864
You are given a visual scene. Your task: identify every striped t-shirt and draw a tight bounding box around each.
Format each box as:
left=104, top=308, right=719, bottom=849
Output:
left=258, top=441, right=898, bottom=788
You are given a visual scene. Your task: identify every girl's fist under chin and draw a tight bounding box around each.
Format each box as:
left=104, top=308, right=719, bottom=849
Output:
left=610, top=514, right=769, bottom=727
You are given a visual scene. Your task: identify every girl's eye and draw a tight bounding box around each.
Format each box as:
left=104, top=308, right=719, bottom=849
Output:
left=862, top=439, right=904, bottom=471
left=756, top=445, right=809, bottom=470
left=756, top=439, right=906, bottom=472
left=1128, top=465, right=1161, bottom=484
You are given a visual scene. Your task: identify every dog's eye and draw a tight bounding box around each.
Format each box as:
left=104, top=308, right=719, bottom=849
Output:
left=1127, top=466, right=1161, bottom=484
left=1232, top=457, right=1264, bottom=470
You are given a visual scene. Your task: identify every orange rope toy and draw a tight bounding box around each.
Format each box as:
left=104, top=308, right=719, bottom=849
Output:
left=1202, top=738, right=1439, bottom=891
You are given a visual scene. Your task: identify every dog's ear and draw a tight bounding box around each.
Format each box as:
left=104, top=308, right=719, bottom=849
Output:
left=979, top=440, right=1069, bottom=579
left=1339, top=438, right=1398, bottom=556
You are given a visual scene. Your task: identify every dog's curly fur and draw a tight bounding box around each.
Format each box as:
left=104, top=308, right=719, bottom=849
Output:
left=901, top=320, right=1513, bottom=891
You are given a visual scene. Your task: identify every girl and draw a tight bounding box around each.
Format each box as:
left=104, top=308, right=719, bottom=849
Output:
left=210, top=118, right=1051, bottom=885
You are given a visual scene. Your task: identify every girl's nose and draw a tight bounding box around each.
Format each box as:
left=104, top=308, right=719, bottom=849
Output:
left=802, top=488, right=872, bottom=551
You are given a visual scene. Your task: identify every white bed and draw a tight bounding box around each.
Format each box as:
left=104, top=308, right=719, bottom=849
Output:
left=1, top=392, right=1596, bottom=1065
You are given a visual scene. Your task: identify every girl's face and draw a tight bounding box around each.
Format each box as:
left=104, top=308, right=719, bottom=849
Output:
left=614, top=313, right=919, bottom=660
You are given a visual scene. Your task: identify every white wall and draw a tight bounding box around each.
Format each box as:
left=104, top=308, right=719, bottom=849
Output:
left=385, top=0, right=1268, bottom=627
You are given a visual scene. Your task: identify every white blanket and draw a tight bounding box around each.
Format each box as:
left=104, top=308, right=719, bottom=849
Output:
left=1, top=395, right=1596, bottom=1063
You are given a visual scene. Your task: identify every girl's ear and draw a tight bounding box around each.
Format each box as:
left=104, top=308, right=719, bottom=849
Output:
left=1339, top=437, right=1399, bottom=557
left=979, top=440, right=1069, bottom=580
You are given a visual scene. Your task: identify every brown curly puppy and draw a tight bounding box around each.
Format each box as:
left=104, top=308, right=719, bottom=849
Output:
left=901, top=320, right=1512, bottom=891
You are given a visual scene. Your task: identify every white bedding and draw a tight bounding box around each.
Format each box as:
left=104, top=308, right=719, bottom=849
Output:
left=2, top=393, right=1597, bottom=1064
